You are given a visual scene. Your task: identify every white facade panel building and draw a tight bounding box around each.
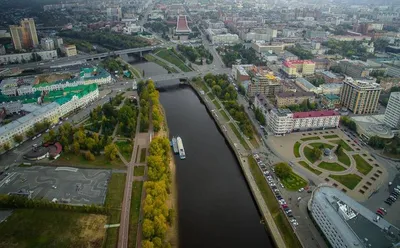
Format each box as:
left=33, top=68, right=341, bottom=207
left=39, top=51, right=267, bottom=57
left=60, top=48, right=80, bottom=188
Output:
left=384, top=92, right=400, bottom=129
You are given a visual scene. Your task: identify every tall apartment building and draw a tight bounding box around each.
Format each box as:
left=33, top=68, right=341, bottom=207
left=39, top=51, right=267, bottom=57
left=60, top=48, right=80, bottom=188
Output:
left=41, top=38, right=55, bottom=51
left=9, top=18, right=39, bottom=50
left=339, top=78, right=382, bottom=114
left=107, top=7, right=122, bottom=21
left=384, top=92, right=400, bottom=129
left=267, top=108, right=294, bottom=135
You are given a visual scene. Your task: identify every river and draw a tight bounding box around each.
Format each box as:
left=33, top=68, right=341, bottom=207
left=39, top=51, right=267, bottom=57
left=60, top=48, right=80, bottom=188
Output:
left=135, top=62, right=274, bottom=248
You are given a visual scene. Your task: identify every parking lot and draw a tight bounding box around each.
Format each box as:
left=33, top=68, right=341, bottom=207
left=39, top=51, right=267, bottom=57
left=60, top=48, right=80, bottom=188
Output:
left=0, top=166, right=110, bottom=205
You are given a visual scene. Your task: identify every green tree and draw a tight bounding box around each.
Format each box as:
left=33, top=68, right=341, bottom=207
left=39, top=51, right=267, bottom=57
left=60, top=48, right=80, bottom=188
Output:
left=142, top=219, right=155, bottom=239
left=274, top=163, right=292, bottom=179
left=73, top=141, right=80, bottom=155
left=104, top=143, right=118, bottom=161
left=84, top=151, right=95, bottom=161
left=335, top=144, right=343, bottom=155
left=312, top=147, right=322, bottom=160
left=142, top=240, right=154, bottom=248
left=238, top=83, right=246, bottom=96
left=254, top=107, right=266, bottom=126
left=26, top=128, right=35, bottom=138
left=3, top=142, right=10, bottom=151
left=13, top=134, right=23, bottom=143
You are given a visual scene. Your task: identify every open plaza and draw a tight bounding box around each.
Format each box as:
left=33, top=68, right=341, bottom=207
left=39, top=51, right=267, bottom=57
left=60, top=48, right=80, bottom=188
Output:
left=0, top=166, right=110, bottom=204
left=268, top=129, right=388, bottom=201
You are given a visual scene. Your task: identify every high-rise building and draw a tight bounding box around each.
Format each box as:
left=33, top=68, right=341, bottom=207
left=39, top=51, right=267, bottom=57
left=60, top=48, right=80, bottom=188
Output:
left=41, top=38, right=55, bottom=51
left=339, top=78, right=381, bottom=114
left=107, top=7, right=122, bottom=22
left=384, top=92, right=400, bottom=129
left=9, top=18, right=39, bottom=50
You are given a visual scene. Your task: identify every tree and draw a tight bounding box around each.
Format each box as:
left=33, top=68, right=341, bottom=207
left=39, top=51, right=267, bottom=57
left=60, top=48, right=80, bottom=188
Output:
left=142, top=219, right=155, bottom=238
left=238, top=83, right=246, bottom=96
left=335, top=144, right=343, bottom=155
left=274, top=163, right=292, bottom=179
left=142, top=240, right=154, bottom=248
left=312, top=147, right=322, bottom=160
left=3, top=142, right=10, bottom=151
left=104, top=143, right=118, bottom=161
left=26, top=128, right=35, bottom=138
left=254, top=107, right=266, bottom=126
left=73, top=141, right=80, bottom=155
left=13, top=134, right=23, bottom=143
left=84, top=151, right=95, bottom=161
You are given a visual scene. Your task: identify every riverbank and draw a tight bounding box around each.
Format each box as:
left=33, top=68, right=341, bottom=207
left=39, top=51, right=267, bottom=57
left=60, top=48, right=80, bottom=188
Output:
left=189, top=82, right=287, bottom=248
left=158, top=104, right=179, bottom=248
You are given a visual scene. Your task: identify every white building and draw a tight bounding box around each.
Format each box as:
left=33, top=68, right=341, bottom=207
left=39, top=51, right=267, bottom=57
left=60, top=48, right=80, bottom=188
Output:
left=267, top=108, right=294, bottom=135
left=292, top=110, right=340, bottom=132
left=123, top=24, right=142, bottom=34
left=210, top=33, right=239, bottom=45
left=309, top=185, right=400, bottom=248
left=0, top=84, right=99, bottom=149
left=384, top=92, right=400, bottom=129
left=0, top=50, right=57, bottom=64
left=267, top=109, right=340, bottom=135
left=41, top=38, right=55, bottom=51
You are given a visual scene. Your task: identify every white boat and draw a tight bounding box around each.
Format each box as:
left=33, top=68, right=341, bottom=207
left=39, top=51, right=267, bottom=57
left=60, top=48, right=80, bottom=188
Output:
left=176, top=136, right=186, bottom=159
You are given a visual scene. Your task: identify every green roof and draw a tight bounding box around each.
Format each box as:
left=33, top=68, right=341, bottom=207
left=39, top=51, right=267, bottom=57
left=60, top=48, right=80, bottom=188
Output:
left=324, top=93, right=340, bottom=100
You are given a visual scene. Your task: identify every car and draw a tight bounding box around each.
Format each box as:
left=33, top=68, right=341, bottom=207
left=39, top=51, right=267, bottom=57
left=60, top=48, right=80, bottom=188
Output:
left=298, top=188, right=304, bottom=192
left=389, top=195, right=397, bottom=200
left=392, top=191, right=399, bottom=197
left=32, top=136, right=37, bottom=141
left=394, top=188, right=400, bottom=193
left=376, top=212, right=384, bottom=217
left=389, top=181, right=393, bottom=186
left=52, top=185, right=57, bottom=189
left=281, top=204, right=288, bottom=208
left=384, top=200, right=392, bottom=205
left=379, top=207, right=387, bottom=214
left=45, top=129, right=50, bottom=133
left=387, top=198, right=394, bottom=203
left=287, top=213, right=293, bottom=217
left=376, top=209, right=384, bottom=215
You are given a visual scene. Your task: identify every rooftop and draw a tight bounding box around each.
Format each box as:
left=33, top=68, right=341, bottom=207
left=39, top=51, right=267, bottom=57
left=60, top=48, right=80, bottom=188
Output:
left=344, top=78, right=382, bottom=90
left=277, top=91, right=315, bottom=98
left=296, top=77, right=316, bottom=90
left=320, top=71, right=338, bottom=79
left=323, top=93, right=340, bottom=100
left=311, top=185, right=400, bottom=248
left=272, top=108, right=292, bottom=116
left=293, top=110, right=339, bottom=118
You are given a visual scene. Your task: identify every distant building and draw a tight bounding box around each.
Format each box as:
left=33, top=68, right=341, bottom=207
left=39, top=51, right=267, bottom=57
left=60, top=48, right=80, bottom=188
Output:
left=329, top=35, right=372, bottom=42
left=0, top=50, right=57, bottom=64
left=0, top=45, right=5, bottom=55
left=9, top=18, right=39, bottom=50
left=61, top=44, right=77, bottom=57
left=295, top=77, right=319, bottom=93
left=339, top=60, right=371, bottom=78
left=320, top=83, right=343, bottom=95
left=309, top=185, right=400, bottom=248
left=313, top=58, right=331, bottom=70
left=107, top=7, right=122, bottom=21
left=321, top=94, right=340, bottom=109
left=282, top=60, right=316, bottom=77
left=54, top=37, right=63, bottom=48
left=340, top=78, right=381, bottom=114
left=210, top=33, right=239, bottom=45
left=318, top=71, right=343, bottom=83
left=232, top=64, right=253, bottom=82
left=306, top=30, right=327, bottom=39
left=0, top=101, right=23, bottom=114
left=276, top=91, right=315, bottom=107
left=41, top=38, right=55, bottom=51
left=247, top=74, right=281, bottom=98
left=252, top=42, right=293, bottom=54
left=384, top=92, right=400, bottom=129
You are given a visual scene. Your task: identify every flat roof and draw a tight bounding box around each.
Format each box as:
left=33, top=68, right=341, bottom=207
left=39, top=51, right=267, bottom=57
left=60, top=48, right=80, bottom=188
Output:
left=324, top=93, right=340, bottom=100
left=321, top=71, right=338, bottom=79
left=296, top=77, right=316, bottom=90
left=293, top=110, right=339, bottom=118
left=277, top=91, right=315, bottom=98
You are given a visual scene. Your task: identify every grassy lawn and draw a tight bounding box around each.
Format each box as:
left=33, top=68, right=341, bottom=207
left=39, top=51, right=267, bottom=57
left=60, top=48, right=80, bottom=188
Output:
left=128, top=181, right=143, bottom=248
left=330, top=174, right=362, bottom=190
left=318, top=161, right=346, bottom=171
left=144, top=54, right=178, bottom=73
left=248, top=157, right=302, bottom=247
left=219, top=110, right=230, bottom=121
left=54, top=153, right=125, bottom=169
left=156, top=49, right=192, bottom=72
left=300, top=136, right=320, bottom=141
left=281, top=172, right=308, bottom=191
left=194, top=80, right=209, bottom=93
left=0, top=209, right=107, bottom=248
left=337, top=151, right=351, bottom=166
left=353, top=154, right=373, bottom=175
left=329, top=139, right=354, bottom=151
left=293, top=142, right=301, bottom=158
left=213, top=99, right=221, bottom=110
left=323, top=134, right=339, bottom=139
left=134, top=166, right=145, bottom=176
left=207, top=92, right=215, bottom=100
left=304, top=146, right=318, bottom=164
left=104, top=173, right=126, bottom=248
left=115, top=140, right=133, bottom=161
left=229, top=123, right=251, bottom=150
left=309, top=142, right=334, bottom=149
left=140, top=148, right=147, bottom=163
left=298, top=161, right=322, bottom=175
left=250, top=136, right=260, bottom=149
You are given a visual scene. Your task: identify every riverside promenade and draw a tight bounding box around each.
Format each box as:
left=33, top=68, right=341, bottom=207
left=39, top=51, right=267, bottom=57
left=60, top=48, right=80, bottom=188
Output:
left=190, top=82, right=287, bottom=248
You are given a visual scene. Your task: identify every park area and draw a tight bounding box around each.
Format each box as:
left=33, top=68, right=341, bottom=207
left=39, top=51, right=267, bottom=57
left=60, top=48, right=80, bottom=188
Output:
left=0, top=209, right=107, bottom=248
left=268, top=129, right=387, bottom=200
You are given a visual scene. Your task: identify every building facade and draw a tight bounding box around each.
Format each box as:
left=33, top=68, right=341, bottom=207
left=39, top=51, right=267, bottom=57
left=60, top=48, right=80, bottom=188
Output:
left=340, top=78, right=382, bottom=114
left=0, top=50, right=57, bottom=64
left=384, top=92, right=400, bottom=129
left=282, top=60, right=316, bottom=77
left=267, top=108, right=294, bottom=135
left=276, top=91, right=315, bottom=107
left=339, top=60, right=371, bottom=78
left=210, top=33, right=239, bottom=44
left=309, top=185, right=400, bottom=248
left=61, top=44, right=77, bottom=57
left=0, top=84, right=99, bottom=149
left=41, top=38, right=55, bottom=51
left=247, top=75, right=282, bottom=98
left=9, top=18, right=39, bottom=50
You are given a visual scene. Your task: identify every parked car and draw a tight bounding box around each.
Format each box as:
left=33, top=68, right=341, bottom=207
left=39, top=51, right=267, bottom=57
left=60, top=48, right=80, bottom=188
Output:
left=384, top=200, right=392, bottom=205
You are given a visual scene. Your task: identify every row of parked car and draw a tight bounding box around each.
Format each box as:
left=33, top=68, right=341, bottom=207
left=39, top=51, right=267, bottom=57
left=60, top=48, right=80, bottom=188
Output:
left=253, top=154, right=299, bottom=228
left=384, top=185, right=400, bottom=206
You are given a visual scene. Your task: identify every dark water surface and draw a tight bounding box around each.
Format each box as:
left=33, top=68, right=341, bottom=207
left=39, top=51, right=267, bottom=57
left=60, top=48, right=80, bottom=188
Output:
left=138, top=62, right=274, bottom=248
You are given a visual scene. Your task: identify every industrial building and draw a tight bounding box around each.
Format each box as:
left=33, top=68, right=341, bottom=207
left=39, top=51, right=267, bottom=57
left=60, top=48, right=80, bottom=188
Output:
left=308, top=185, right=400, bottom=248
left=339, top=78, right=382, bottom=114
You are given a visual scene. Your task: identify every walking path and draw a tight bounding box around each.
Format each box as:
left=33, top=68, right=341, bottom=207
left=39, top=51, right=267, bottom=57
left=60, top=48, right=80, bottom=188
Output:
left=151, top=53, right=183, bottom=73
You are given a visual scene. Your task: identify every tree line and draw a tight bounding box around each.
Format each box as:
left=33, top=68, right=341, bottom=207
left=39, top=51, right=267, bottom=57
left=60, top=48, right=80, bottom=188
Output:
left=203, top=74, right=254, bottom=138
left=141, top=137, right=174, bottom=248
left=217, top=44, right=263, bottom=67
left=177, top=45, right=213, bottom=65
left=286, top=44, right=314, bottom=60
left=138, top=80, right=164, bottom=132
left=340, top=116, right=357, bottom=132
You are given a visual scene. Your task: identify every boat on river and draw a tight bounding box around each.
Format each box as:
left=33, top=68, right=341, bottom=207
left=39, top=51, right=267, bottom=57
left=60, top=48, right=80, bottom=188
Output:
left=176, top=136, right=186, bottom=159
left=171, top=137, right=178, bottom=154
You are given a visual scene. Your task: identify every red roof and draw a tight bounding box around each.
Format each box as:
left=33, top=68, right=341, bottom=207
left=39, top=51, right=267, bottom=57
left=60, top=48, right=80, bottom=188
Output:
left=293, top=110, right=339, bottom=119
left=177, top=15, right=190, bottom=31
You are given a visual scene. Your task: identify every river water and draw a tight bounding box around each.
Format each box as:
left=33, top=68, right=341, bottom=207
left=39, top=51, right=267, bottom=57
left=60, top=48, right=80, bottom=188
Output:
left=135, top=62, right=274, bottom=248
